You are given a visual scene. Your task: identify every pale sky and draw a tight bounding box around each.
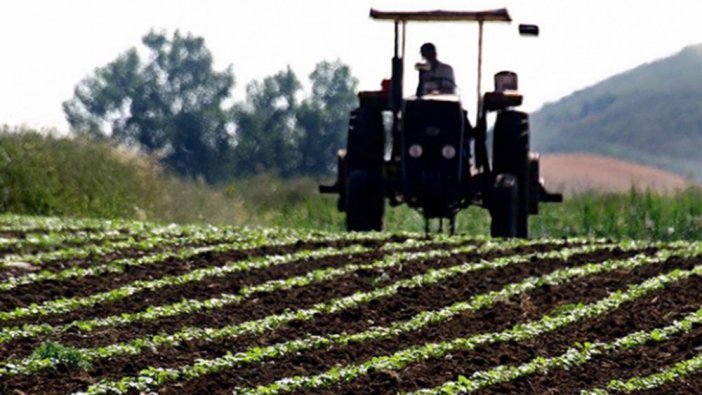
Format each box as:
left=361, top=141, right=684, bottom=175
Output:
left=1, top=0, right=702, bottom=131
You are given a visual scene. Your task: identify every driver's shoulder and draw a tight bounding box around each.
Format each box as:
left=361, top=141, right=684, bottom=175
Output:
left=436, top=61, right=454, bottom=74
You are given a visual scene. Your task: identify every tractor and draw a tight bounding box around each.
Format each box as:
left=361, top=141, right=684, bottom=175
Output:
left=319, top=8, right=562, bottom=237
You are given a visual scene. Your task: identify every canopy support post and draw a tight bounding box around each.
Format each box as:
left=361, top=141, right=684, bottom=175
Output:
left=476, top=20, right=484, bottom=123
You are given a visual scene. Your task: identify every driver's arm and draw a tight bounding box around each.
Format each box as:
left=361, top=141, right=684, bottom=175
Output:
left=416, top=70, right=427, bottom=96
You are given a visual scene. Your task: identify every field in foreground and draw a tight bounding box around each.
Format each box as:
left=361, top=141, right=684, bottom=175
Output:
left=0, top=215, right=702, bottom=394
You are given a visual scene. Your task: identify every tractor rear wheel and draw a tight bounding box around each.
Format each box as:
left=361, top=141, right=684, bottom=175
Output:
left=346, top=169, right=384, bottom=231
left=346, top=108, right=384, bottom=170
left=490, top=173, right=518, bottom=238
left=344, top=106, right=385, bottom=232
left=493, top=110, right=530, bottom=238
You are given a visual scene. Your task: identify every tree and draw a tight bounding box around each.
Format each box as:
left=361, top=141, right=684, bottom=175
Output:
left=232, top=61, right=358, bottom=177
left=296, top=60, right=358, bottom=175
left=231, top=67, right=302, bottom=176
left=63, top=30, right=234, bottom=182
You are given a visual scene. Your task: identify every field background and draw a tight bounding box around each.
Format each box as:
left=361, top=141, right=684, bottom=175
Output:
left=1, top=128, right=700, bottom=241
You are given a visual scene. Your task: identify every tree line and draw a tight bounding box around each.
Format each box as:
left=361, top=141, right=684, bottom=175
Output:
left=64, top=31, right=358, bottom=183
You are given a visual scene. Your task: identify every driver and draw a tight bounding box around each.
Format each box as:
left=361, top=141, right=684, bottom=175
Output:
left=416, top=43, right=456, bottom=96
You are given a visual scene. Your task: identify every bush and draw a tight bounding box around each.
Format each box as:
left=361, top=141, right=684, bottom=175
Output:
left=0, top=127, right=245, bottom=224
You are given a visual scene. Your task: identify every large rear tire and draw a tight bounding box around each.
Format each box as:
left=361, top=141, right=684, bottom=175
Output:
left=346, top=169, right=384, bottom=231
left=490, top=174, right=518, bottom=238
left=493, top=110, right=530, bottom=238
left=344, top=107, right=385, bottom=232
left=346, top=108, right=384, bottom=171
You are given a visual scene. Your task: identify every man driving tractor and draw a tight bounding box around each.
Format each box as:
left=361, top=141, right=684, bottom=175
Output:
left=416, top=42, right=456, bottom=96
left=320, top=8, right=562, bottom=237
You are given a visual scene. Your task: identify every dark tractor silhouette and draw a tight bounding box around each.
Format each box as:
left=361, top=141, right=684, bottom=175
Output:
left=320, top=9, right=562, bottom=237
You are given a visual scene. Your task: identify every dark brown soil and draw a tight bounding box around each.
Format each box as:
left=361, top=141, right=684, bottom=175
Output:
left=150, top=252, right=702, bottom=394
left=0, top=238, right=490, bottom=360
left=0, top=238, right=468, bottom=329
left=638, top=370, right=702, bottom=394
left=7, top=247, right=651, bottom=394
left=343, top=257, right=702, bottom=395
left=0, top=236, right=418, bottom=311
left=0, top=234, right=264, bottom=280
left=479, top=269, right=702, bottom=394
left=485, top=325, right=702, bottom=395
left=0, top=241, right=569, bottom=391
left=2, top=238, right=700, bottom=395
left=250, top=253, right=700, bottom=395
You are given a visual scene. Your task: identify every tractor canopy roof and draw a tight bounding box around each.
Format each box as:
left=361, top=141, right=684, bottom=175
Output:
left=369, top=9, right=511, bottom=23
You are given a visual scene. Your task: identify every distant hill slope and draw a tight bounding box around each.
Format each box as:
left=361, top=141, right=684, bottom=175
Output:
left=531, top=44, right=702, bottom=181
left=540, top=153, right=694, bottom=196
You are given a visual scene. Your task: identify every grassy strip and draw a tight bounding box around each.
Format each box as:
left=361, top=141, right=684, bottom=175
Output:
left=0, top=236, right=474, bottom=342
left=75, top=241, right=670, bottom=394
left=222, top=243, right=701, bottom=395
left=415, top=302, right=702, bottom=394
left=581, top=353, right=702, bottom=394
left=0, top=238, right=574, bottom=376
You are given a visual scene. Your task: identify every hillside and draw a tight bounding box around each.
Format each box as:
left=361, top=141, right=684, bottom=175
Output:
left=540, top=153, right=693, bottom=195
left=531, top=44, right=702, bottom=181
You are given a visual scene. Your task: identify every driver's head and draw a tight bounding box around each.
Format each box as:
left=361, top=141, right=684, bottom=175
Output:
left=420, top=43, right=437, bottom=61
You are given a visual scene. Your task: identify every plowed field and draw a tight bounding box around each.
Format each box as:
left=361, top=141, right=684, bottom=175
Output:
left=0, top=215, right=701, bottom=394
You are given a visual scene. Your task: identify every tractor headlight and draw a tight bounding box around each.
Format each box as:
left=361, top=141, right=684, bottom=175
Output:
left=409, top=144, right=423, bottom=158
left=441, top=144, right=456, bottom=159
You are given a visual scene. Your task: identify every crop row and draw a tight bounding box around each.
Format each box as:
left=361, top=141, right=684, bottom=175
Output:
left=0, top=228, right=136, bottom=253
left=0, top=226, right=214, bottom=270
left=0, top=223, right=301, bottom=270
left=415, top=287, right=702, bottom=394
left=0, top=217, right=230, bottom=253
left=0, top=224, right=404, bottom=291
left=0, top=244, right=376, bottom=322
left=0, top=235, right=449, bottom=323
left=0, top=237, right=579, bottom=376
left=66, top=241, right=670, bottom=394
left=206, top=243, right=701, bottom=395
left=0, top=214, right=151, bottom=234
left=0, top=235, right=486, bottom=342
left=582, top=350, right=702, bottom=394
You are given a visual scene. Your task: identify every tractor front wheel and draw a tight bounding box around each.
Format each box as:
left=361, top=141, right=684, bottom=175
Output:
left=490, top=173, right=518, bottom=238
left=346, top=169, right=384, bottom=231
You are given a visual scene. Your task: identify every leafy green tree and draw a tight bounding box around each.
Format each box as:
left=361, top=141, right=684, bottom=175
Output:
left=296, top=60, right=358, bottom=175
left=233, top=61, right=358, bottom=177
left=231, top=67, right=302, bottom=176
left=63, top=30, right=234, bottom=182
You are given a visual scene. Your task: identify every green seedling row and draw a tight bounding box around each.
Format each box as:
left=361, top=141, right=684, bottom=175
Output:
left=410, top=262, right=702, bottom=394
left=0, top=223, right=318, bottom=269
left=75, top=241, right=676, bottom=394
left=581, top=350, right=702, bottom=394
left=0, top=237, right=571, bottom=376
left=0, top=236, right=477, bottom=342
left=0, top=214, right=150, bottom=234
left=225, top=243, right=702, bottom=395
left=419, top=303, right=702, bottom=394
left=0, top=225, right=401, bottom=292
